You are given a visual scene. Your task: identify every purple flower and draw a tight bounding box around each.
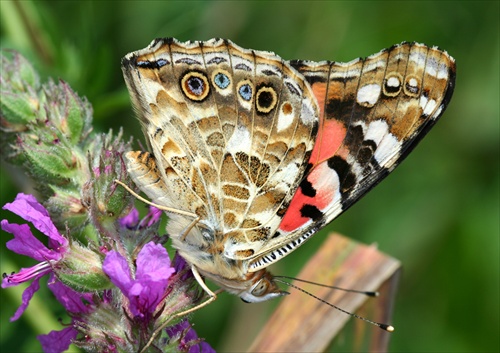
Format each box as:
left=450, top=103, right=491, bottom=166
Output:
left=103, top=241, right=175, bottom=319
left=119, top=206, right=162, bottom=229
left=1, top=193, right=69, bottom=321
left=166, top=320, right=216, bottom=353
left=118, top=207, right=140, bottom=229
left=144, top=206, right=162, bottom=227
left=37, top=277, right=94, bottom=353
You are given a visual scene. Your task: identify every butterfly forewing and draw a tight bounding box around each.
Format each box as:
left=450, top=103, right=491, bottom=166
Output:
left=250, top=43, right=455, bottom=271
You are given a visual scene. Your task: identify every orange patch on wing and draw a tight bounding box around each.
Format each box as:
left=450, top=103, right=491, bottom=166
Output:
left=279, top=187, right=309, bottom=232
left=311, top=82, right=327, bottom=120
left=309, top=119, right=347, bottom=166
left=279, top=163, right=337, bottom=232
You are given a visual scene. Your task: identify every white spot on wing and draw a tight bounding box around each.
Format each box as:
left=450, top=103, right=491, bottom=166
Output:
left=364, top=120, right=389, bottom=145
left=432, top=104, right=444, bottom=119
left=410, top=51, right=426, bottom=66
left=357, top=84, right=381, bottom=106
left=227, top=125, right=251, bottom=154
left=374, top=133, right=401, bottom=165
left=437, top=62, right=449, bottom=79
left=277, top=108, right=294, bottom=132
left=387, top=76, right=400, bottom=88
left=362, top=120, right=401, bottom=165
left=419, top=95, right=437, bottom=116
left=300, top=99, right=317, bottom=125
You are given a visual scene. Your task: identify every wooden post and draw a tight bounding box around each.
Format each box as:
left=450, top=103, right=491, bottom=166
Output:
left=248, top=233, right=401, bottom=352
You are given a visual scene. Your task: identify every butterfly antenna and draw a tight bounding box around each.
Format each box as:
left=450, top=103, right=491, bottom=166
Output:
left=275, top=275, right=379, bottom=297
left=273, top=277, right=394, bottom=332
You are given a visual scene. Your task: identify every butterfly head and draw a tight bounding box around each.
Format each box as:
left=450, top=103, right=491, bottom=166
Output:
left=239, top=270, right=289, bottom=303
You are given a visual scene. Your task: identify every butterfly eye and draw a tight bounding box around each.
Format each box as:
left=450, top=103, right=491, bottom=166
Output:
left=180, top=71, right=210, bottom=101
left=251, top=278, right=269, bottom=297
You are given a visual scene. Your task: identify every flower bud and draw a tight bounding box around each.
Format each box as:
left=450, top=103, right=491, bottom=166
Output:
left=0, top=51, right=40, bottom=130
left=57, top=241, right=111, bottom=291
left=45, top=186, right=88, bottom=229
left=83, top=130, right=134, bottom=233
left=39, top=80, right=93, bottom=146
left=19, top=128, right=86, bottom=183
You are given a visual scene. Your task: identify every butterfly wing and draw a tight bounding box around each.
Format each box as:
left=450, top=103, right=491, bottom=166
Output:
left=122, top=38, right=319, bottom=260
left=250, top=42, right=456, bottom=271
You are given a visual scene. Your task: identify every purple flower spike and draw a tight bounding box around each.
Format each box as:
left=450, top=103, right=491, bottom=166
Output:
left=3, top=193, right=67, bottom=249
left=48, top=275, right=94, bottom=314
left=103, top=242, right=175, bottom=319
left=1, top=193, right=69, bottom=320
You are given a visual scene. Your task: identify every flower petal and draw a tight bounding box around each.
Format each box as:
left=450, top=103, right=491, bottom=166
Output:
left=166, top=320, right=216, bottom=353
left=119, top=207, right=139, bottom=229
left=136, top=242, right=175, bottom=281
left=103, top=251, right=132, bottom=295
left=2, top=220, right=60, bottom=261
left=145, top=206, right=162, bottom=227
left=3, top=193, right=67, bottom=247
left=10, top=276, right=41, bottom=321
left=37, top=326, right=78, bottom=353
left=197, top=342, right=216, bottom=353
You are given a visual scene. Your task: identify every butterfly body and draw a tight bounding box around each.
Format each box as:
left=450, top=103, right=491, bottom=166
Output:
left=122, top=38, right=455, bottom=302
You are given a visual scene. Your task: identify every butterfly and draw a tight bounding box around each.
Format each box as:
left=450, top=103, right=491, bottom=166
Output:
left=121, top=38, right=455, bottom=309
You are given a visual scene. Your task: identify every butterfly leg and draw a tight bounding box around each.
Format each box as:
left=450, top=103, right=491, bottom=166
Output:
left=115, top=179, right=198, bottom=219
left=175, top=266, right=219, bottom=316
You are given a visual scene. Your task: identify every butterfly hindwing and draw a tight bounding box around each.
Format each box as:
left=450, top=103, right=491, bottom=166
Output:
left=122, top=38, right=319, bottom=263
left=250, top=43, right=456, bottom=271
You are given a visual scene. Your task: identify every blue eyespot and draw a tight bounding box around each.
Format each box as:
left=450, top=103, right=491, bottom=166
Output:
left=239, top=84, right=252, bottom=101
left=214, top=73, right=230, bottom=89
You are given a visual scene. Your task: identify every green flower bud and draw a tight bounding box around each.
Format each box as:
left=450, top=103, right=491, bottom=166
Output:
left=39, top=80, right=93, bottom=146
left=0, top=51, right=40, bottom=132
left=83, top=130, right=134, bottom=234
left=20, top=130, right=84, bottom=182
left=57, top=242, right=111, bottom=291
left=45, top=186, right=88, bottom=229
left=74, top=301, right=131, bottom=352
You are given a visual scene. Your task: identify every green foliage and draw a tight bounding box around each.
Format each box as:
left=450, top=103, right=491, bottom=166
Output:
left=1, top=1, right=498, bottom=352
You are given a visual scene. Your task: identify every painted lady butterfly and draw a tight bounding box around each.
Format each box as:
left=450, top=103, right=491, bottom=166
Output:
left=121, top=38, right=455, bottom=310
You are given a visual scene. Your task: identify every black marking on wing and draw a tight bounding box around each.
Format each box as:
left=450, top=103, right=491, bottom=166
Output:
left=235, top=63, right=252, bottom=71
left=175, top=57, right=202, bottom=65
left=136, top=58, right=170, bottom=69
left=299, top=204, right=323, bottom=221
left=207, top=57, right=227, bottom=65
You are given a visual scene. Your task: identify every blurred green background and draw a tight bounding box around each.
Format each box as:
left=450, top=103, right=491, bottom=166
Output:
left=1, top=1, right=498, bottom=352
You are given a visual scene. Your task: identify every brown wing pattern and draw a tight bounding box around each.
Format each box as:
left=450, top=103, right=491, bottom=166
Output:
left=122, top=38, right=319, bottom=259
